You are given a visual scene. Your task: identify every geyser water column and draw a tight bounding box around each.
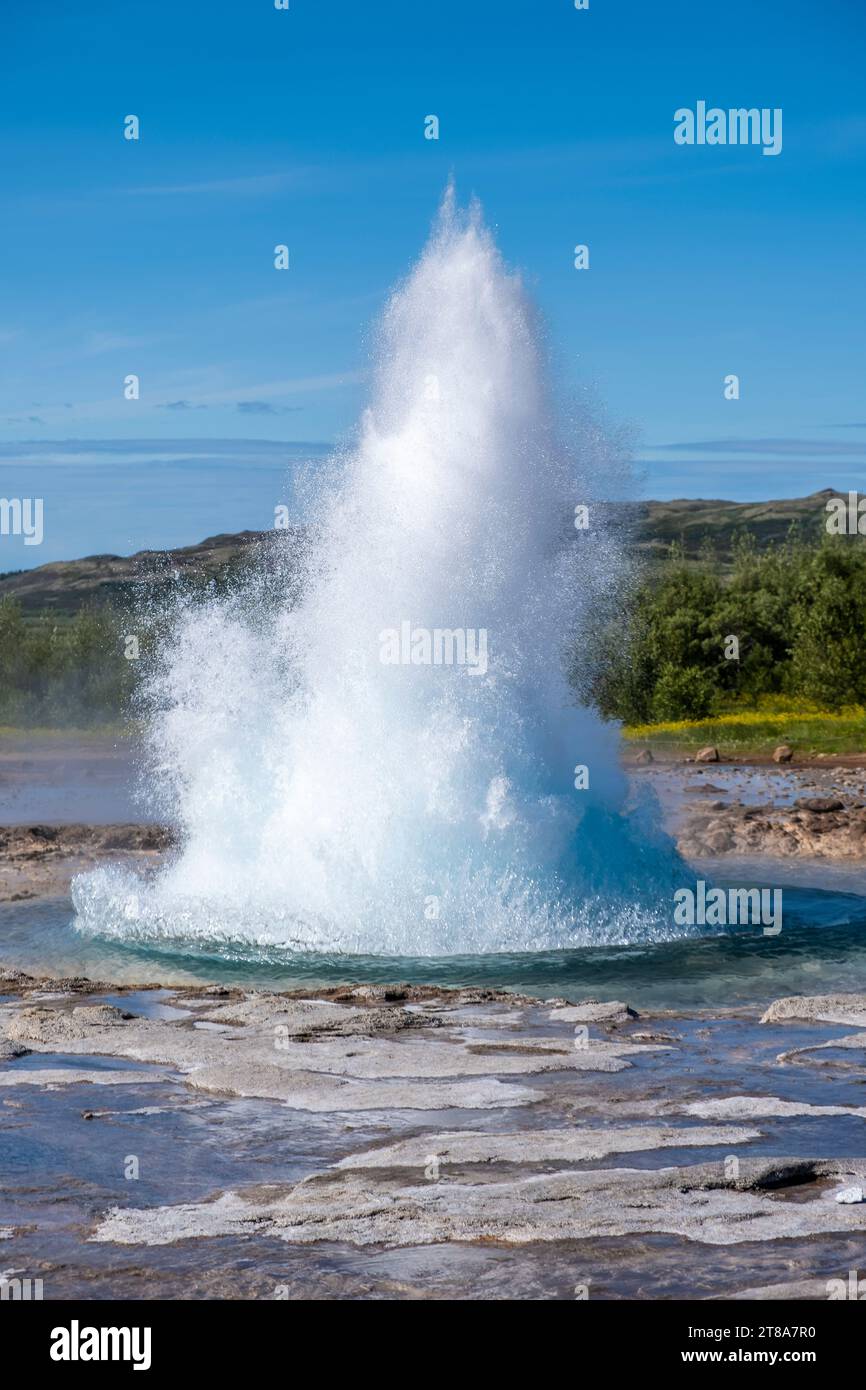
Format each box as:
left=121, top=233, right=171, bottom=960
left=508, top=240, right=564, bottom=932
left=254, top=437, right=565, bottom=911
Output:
left=73, top=189, right=692, bottom=956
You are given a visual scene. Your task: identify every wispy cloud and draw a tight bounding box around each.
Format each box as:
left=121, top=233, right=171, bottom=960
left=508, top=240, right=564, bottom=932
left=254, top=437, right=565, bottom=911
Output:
left=0, top=370, right=364, bottom=431
left=811, top=114, right=866, bottom=157
left=81, top=330, right=158, bottom=357
left=0, top=438, right=331, bottom=464
left=639, top=455, right=861, bottom=476
left=236, top=400, right=302, bottom=416
left=129, top=171, right=310, bottom=198
left=648, top=437, right=866, bottom=457
left=188, top=370, right=367, bottom=407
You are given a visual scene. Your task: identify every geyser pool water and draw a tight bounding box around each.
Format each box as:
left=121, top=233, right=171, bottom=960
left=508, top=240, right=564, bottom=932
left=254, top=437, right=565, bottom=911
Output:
left=73, top=190, right=696, bottom=958
left=10, top=884, right=866, bottom=1008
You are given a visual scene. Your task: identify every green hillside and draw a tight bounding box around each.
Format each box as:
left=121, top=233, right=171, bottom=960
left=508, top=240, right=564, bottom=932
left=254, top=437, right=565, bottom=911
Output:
left=629, top=488, right=847, bottom=566
left=0, top=490, right=852, bottom=616
left=2, top=491, right=864, bottom=735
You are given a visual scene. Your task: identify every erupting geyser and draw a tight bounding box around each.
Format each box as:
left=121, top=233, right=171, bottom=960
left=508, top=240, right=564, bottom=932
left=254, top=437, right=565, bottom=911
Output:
left=73, top=189, right=690, bottom=956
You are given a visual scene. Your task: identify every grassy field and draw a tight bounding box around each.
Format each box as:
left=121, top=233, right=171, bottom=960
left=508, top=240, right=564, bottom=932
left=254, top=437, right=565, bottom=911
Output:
left=3, top=710, right=865, bottom=763
left=623, top=706, right=866, bottom=758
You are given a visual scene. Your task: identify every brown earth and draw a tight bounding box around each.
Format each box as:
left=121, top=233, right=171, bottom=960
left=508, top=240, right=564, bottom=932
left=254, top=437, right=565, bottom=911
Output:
left=0, top=823, right=172, bottom=902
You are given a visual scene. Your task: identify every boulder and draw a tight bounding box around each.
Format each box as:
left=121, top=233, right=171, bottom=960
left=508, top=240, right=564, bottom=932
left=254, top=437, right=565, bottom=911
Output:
left=760, top=993, right=866, bottom=1027
left=547, top=999, right=638, bottom=1024
left=773, top=745, right=794, bottom=763
left=72, top=1004, right=133, bottom=1025
left=835, top=1186, right=865, bottom=1205
left=695, top=746, right=720, bottom=763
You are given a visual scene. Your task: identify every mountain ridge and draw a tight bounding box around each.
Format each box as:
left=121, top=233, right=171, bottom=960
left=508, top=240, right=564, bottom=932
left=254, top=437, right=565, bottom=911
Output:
left=0, top=491, right=848, bottom=615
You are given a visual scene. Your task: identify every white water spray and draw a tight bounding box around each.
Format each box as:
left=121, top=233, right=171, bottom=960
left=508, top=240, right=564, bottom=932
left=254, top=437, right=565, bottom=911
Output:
left=73, top=191, right=689, bottom=956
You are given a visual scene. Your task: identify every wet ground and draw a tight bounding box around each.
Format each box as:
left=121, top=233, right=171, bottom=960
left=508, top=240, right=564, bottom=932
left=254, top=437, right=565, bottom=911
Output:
left=4, top=734, right=866, bottom=1299
left=0, top=732, right=141, bottom=825
left=3, top=976, right=866, bottom=1299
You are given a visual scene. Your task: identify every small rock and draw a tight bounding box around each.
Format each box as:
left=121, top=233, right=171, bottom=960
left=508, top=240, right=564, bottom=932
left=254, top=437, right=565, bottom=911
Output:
left=773, top=745, right=794, bottom=763
left=704, top=830, right=734, bottom=853
left=761, top=993, right=866, bottom=1026
left=548, top=999, right=638, bottom=1024
left=634, top=748, right=654, bottom=765
left=338, top=985, right=411, bottom=1003
left=72, top=1004, right=133, bottom=1025
left=795, top=797, right=844, bottom=813
left=27, top=825, right=58, bottom=842
left=835, top=1186, right=865, bottom=1204
left=695, top=746, right=720, bottom=763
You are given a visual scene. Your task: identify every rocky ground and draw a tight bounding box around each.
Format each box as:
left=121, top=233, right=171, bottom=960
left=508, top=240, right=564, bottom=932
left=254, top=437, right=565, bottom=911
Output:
left=0, top=823, right=170, bottom=903
left=2, top=967, right=866, bottom=1299
left=3, top=758, right=866, bottom=1298
left=2, top=755, right=866, bottom=911
left=3, top=762, right=866, bottom=914
left=644, top=762, right=866, bottom=863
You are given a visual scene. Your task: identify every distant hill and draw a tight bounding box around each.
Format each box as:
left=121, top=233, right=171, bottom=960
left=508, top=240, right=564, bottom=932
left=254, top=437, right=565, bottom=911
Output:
left=629, top=488, right=843, bottom=566
left=0, top=530, right=298, bottom=617
left=0, top=490, right=851, bottom=615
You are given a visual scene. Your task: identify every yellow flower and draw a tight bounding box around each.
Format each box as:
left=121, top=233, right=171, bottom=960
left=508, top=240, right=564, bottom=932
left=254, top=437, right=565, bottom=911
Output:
left=623, top=708, right=866, bottom=738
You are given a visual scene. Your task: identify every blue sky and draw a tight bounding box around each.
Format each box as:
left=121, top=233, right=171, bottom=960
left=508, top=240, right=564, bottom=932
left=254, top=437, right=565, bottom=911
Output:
left=2, top=0, right=865, bottom=566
